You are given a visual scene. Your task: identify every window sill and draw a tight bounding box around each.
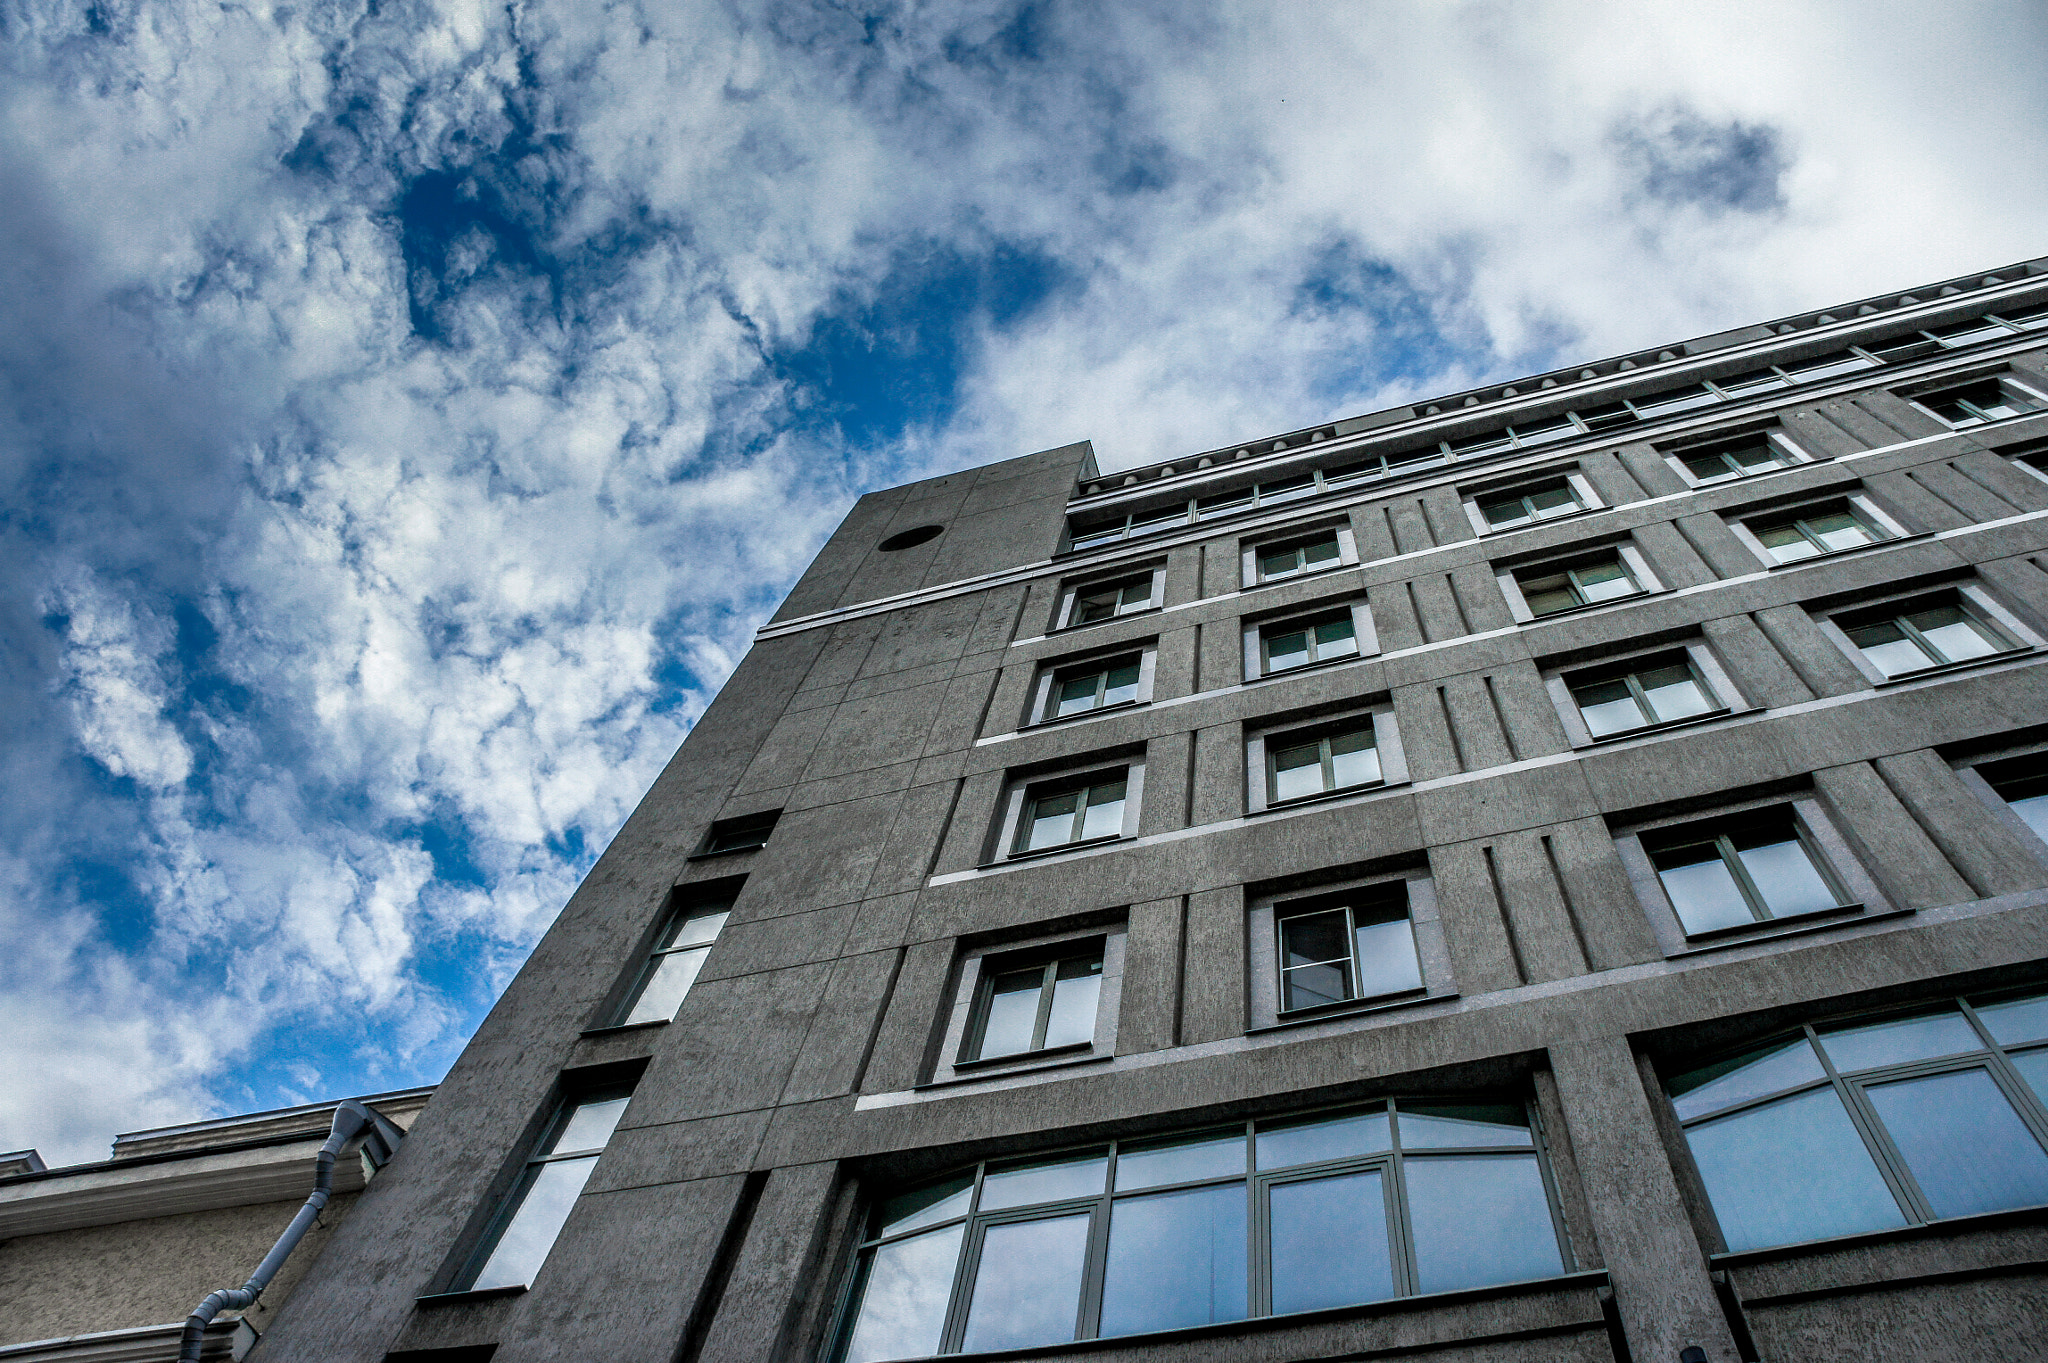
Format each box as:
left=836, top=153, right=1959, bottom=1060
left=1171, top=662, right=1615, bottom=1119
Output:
left=415, top=1285, right=527, bottom=1307
left=579, top=1019, right=670, bottom=1039
left=921, top=1050, right=1110, bottom=1090
left=1871, top=645, right=2034, bottom=687
left=1761, top=531, right=1932, bottom=570
left=1581, top=708, right=1735, bottom=745
left=1022, top=699, right=1147, bottom=731
left=686, top=843, right=765, bottom=863
left=994, top=834, right=1129, bottom=867
left=1710, top=1202, right=2048, bottom=1276
left=1251, top=988, right=1446, bottom=1033
left=1518, top=587, right=1663, bottom=624
left=1480, top=505, right=1598, bottom=535
left=1670, top=905, right=1911, bottom=957
left=1243, top=562, right=1349, bottom=593
left=1051, top=605, right=1162, bottom=635
left=951, top=1040, right=1095, bottom=1073
left=1250, top=779, right=1407, bottom=815
left=1245, top=650, right=1375, bottom=686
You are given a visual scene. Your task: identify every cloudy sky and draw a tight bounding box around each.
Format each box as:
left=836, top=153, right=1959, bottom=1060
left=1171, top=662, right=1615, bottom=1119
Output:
left=3, top=0, right=2043, bottom=1164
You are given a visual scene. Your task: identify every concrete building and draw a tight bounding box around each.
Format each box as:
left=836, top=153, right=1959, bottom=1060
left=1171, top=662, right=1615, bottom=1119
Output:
left=0, top=1090, right=431, bottom=1362
left=252, top=259, right=2048, bottom=1362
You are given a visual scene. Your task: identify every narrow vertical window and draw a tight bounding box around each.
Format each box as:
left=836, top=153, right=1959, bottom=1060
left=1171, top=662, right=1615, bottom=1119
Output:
left=617, top=897, right=732, bottom=1025
left=465, top=1087, right=633, bottom=1291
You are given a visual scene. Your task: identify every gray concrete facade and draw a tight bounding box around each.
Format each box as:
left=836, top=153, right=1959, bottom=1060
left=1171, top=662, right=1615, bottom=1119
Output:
left=253, top=259, right=2048, bottom=1363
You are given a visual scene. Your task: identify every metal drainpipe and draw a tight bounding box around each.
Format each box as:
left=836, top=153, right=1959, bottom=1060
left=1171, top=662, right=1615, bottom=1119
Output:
left=177, top=1098, right=405, bottom=1363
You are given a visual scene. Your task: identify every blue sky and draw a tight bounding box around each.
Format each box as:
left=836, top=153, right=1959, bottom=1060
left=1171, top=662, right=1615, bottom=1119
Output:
left=3, top=0, right=2044, bottom=1164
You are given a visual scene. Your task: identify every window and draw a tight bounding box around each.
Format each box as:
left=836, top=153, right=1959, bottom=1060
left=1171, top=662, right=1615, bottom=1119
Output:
left=1911, top=375, right=2046, bottom=427
left=462, top=1086, right=633, bottom=1291
left=1256, top=609, right=1359, bottom=675
left=1566, top=656, right=1723, bottom=739
left=1641, top=809, right=1850, bottom=937
left=1001, top=767, right=1135, bottom=857
left=1509, top=550, right=1646, bottom=619
left=962, top=943, right=1105, bottom=1063
left=1266, top=724, right=1381, bottom=804
left=1064, top=573, right=1156, bottom=627
left=1970, top=753, right=2048, bottom=846
left=1836, top=598, right=2017, bottom=679
left=1662, top=989, right=2048, bottom=1253
left=1467, top=473, right=1597, bottom=534
left=829, top=1100, right=1568, bottom=1359
left=1738, top=498, right=1893, bottom=565
left=614, top=896, right=732, bottom=1026
left=1032, top=651, right=1149, bottom=723
left=1251, top=530, right=1343, bottom=585
left=1275, top=884, right=1424, bottom=1011
left=1671, top=433, right=1795, bottom=485
left=700, top=810, right=778, bottom=855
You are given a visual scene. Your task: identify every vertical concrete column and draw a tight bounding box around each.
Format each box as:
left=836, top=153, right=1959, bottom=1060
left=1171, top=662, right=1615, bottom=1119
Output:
left=1548, top=1037, right=1740, bottom=1363
left=693, top=1161, right=843, bottom=1362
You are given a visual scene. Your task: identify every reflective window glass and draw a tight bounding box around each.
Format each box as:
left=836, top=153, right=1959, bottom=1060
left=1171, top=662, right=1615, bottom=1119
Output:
left=1276, top=889, right=1420, bottom=1012
left=1017, top=777, right=1126, bottom=852
left=969, top=949, right=1104, bottom=1061
left=469, top=1090, right=633, bottom=1292
left=1099, top=1183, right=1248, bottom=1336
left=1817, top=1010, right=1981, bottom=1072
left=1268, top=1169, right=1394, bottom=1314
left=1396, top=1104, right=1532, bottom=1149
left=1647, top=814, right=1843, bottom=935
left=959, top=1214, right=1089, bottom=1352
left=1685, top=1087, right=1906, bottom=1251
left=841, top=1224, right=965, bottom=1363
left=1256, top=1107, right=1391, bottom=1169
left=1115, top=1130, right=1247, bottom=1191
left=876, top=1176, right=974, bottom=1239
left=1976, top=990, right=2048, bottom=1047
left=1845, top=602, right=2006, bottom=677
left=979, top=1152, right=1109, bottom=1210
left=1403, top=1155, right=1563, bottom=1294
left=1865, top=1069, right=2048, bottom=1219
left=1980, top=763, right=2048, bottom=843
left=1669, top=1039, right=1826, bottom=1121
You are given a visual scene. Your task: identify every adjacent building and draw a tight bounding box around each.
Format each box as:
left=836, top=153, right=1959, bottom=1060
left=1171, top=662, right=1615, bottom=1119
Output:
left=242, top=258, right=2048, bottom=1361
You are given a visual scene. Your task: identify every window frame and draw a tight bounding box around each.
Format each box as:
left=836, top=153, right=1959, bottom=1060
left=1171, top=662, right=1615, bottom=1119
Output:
left=1246, top=868, right=1450, bottom=1029
left=1954, top=744, right=2048, bottom=868
left=1459, top=469, right=1604, bottom=537
left=696, top=809, right=780, bottom=858
left=1901, top=370, right=2048, bottom=429
left=1242, top=600, right=1377, bottom=681
left=1240, top=523, right=1356, bottom=589
left=932, top=926, right=1126, bottom=1081
left=1726, top=491, right=1906, bottom=568
left=1545, top=641, right=1745, bottom=748
left=1613, top=795, right=1886, bottom=954
left=1661, top=427, right=1808, bottom=489
left=1026, top=645, right=1158, bottom=727
left=1659, top=988, right=2048, bottom=1254
left=1053, top=566, right=1166, bottom=632
left=605, top=890, right=735, bottom=1029
left=1813, top=583, right=2037, bottom=687
left=1497, top=542, right=1661, bottom=623
left=990, top=758, right=1146, bottom=863
left=1244, top=704, right=1407, bottom=814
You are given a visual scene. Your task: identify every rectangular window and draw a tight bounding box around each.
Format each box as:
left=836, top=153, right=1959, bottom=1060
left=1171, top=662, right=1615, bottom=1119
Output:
left=1068, top=574, right=1155, bottom=626
left=1254, top=531, right=1342, bottom=584
left=1041, top=653, right=1144, bottom=721
left=1641, top=810, right=1848, bottom=936
left=1841, top=601, right=2012, bottom=678
left=616, top=897, right=732, bottom=1026
left=1973, top=754, right=2048, bottom=846
left=1266, top=724, right=1381, bottom=804
left=963, top=945, right=1106, bottom=1062
left=1676, top=435, right=1791, bottom=484
left=1014, top=773, right=1129, bottom=854
left=1567, top=657, right=1722, bottom=738
left=701, top=810, right=779, bottom=855
left=1514, top=552, right=1643, bottom=617
left=1259, top=610, right=1357, bottom=674
left=1912, top=375, right=2046, bottom=427
left=1663, top=989, right=2048, bottom=1253
left=1276, top=886, right=1424, bottom=1011
left=830, top=1098, right=1567, bottom=1358
left=1476, top=479, right=1585, bottom=531
left=1745, top=503, right=1888, bottom=563
left=463, top=1087, right=633, bottom=1291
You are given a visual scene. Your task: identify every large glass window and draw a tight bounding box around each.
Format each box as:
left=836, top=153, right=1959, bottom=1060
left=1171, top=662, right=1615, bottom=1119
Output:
left=963, top=945, right=1104, bottom=1062
left=464, top=1088, right=633, bottom=1291
left=831, top=1100, right=1567, bottom=1359
left=1259, top=611, right=1358, bottom=674
left=1275, top=885, right=1424, bottom=1011
left=1679, top=437, right=1789, bottom=484
left=1515, top=553, right=1643, bottom=617
left=1567, top=657, right=1721, bottom=739
left=1069, top=575, right=1155, bottom=626
left=616, top=898, right=732, bottom=1026
left=1043, top=655, right=1143, bottom=720
left=1746, top=504, right=1887, bottom=563
left=1643, top=809, right=1848, bottom=936
left=1478, top=480, right=1585, bottom=531
left=1839, top=599, right=2013, bottom=678
left=1014, top=774, right=1129, bottom=854
left=1255, top=532, right=1342, bottom=583
left=1914, top=376, right=2044, bottom=427
left=1665, top=989, right=2048, bottom=1253
left=1266, top=723, right=1382, bottom=804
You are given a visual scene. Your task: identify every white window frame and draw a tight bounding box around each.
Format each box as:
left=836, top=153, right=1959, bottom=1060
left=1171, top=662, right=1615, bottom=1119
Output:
left=1245, top=703, right=1407, bottom=813
left=1497, top=541, right=1663, bottom=624
left=1242, top=599, right=1378, bottom=681
left=1460, top=469, right=1604, bottom=537
left=1026, top=644, right=1158, bottom=727
left=1613, top=794, right=1888, bottom=955
left=1902, top=370, right=2048, bottom=430
left=1813, top=582, right=2039, bottom=687
left=1544, top=641, right=1747, bottom=748
left=930, top=924, right=1126, bottom=1082
left=1662, top=427, right=1810, bottom=489
left=1725, top=491, right=1910, bottom=569
left=1053, top=564, right=1166, bottom=631
left=1241, top=522, right=1357, bottom=589
left=1246, top=867, right=1451, bottom=1029
left=989, top=757, right=1146, bottom=863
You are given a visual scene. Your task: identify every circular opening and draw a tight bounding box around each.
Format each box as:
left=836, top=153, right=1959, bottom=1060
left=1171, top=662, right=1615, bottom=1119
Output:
left=878, top=525, right=944, bottom=552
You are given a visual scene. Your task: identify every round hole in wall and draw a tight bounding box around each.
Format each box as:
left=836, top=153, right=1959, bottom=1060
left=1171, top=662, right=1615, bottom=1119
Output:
left=877, top=524, right=944, bottom=552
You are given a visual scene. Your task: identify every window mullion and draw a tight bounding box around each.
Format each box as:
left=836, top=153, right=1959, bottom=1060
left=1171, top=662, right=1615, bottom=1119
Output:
left=1074, top=1190, right=1113, bottom=1340
left=1381, top=1140, right=1419, bottom=1298
left=1807, top=1025, right=1931, bottom=1224
left=1715, top=834, right=1771, bottom=922
left=1959, top=999, right=2048, bottom=1149
left=1320, top=737, right=1336, bottom=794
left=1896, top=615, right=1945, bottom=665
left=1624, top=673, right=1654, bottom=725
left=1029, top=961, right=1058, bottom=1050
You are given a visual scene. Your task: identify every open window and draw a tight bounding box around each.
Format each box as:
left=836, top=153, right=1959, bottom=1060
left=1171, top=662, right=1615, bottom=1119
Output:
left=697, top=809, right=779, bottom=857
left=1246, top=867, right=1450, bottom=1028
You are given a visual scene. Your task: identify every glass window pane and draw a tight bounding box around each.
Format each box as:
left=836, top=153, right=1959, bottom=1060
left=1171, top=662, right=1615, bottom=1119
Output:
left=1670, top=1038, right=1827, bottom=1121
left=1866, top=1068, right=2048, bottom=1219
left=1328, top=729, right=1381, bottom=789
left=1511, top=415, right=1578, bottom=445
left=1757, top=522, right=1819, bottom=562
left=1817, top=1010, right=1982, bottom=1072
left=2013, top=790, right=2048, bottom=842
left=978, top=968, right=1045, bottom=1059
left=1976, top=991, right=2048, bottom=1047
left=1079, top=781, right=1126, bottom=840
left=1717, top=368, right=1786, bottom=394
left=1638, top=664, right=1714, bottom=722
left=1686, top=1088, right=1905, bottom=1252
left=1042, top=958, right=1102, bottom=1049
left=1449, top=429, right=1513, bottom=456
left=1271, top=742, right=1326, bottom=802
left=1323, top=458, right=1382, bottom=485
left=1653, top=842, right=1756, bottom=934
left=1260, top=474, right=1315, bottom=503
left=1074, top=590, right=1116, bottom=623
left=1403, top=1154, right=1563, bottom=1294
left=1282, top=962, right=1348, bottom=1011
left=553, top=1097, right=630, bottom=1154
left=624, top=945, right=710, bottom=1024
left=2011, top=1049, right=2048, bottom=1104
left=1806, top=512, right=1875, bottom=552
left=1575, top=559, right=1637, bottom=602
left=1352, top=915, right=1423, bottom=998
left=1396, top=1104, right=1531, bottom=1149
left=875, top=1176, right=974, bottom=1239
left=1281, top=909, right=1350, bottom=968
left=1255, top=1106, right=1391, bottom=1169
left=1119, top=581, right=1152, bottom=610
left=1023, top=791, right=1079, bottom=850
left=1302, top=536, right=1340, bottom=567
left=1099, top=1182, right=1248, bottom=1336
left=1930, top=319, right=2011, bottom=346
left=471, top=1155, right=599, bottom=1290
left=1577, top=402, right=1637, bottom=431
left=1101, top=666, right=1141, bottom=708
left=1572, top=677, right=1643, bottom=737
left=1634, top=384, right=1720, bottom=417
left=1128, top=507, right=1186, bottom=536
left=1528, top=484, right=1580, bottom=516
left=1731, top=831, right=1840, bottom=918
left=1730, top=442, right=1782, bottom=473
left=1519, top=572, right=1577, bottom=616
left=1846, top=619, right=1933, bottom=677
left=1264, top=629, right=1309, bottom=671
left=1908, top=605, right=2001, bottom=663
left=1683, top=451, right=1738, bottom=482
left=665, top=909, right=730, bottom=950
left=1784, top=352, right=1872, bottom=381
left=1481, top=494, right=1528, bottom=528
left=978, top=1151, right=1109, bottom=1210
left=1258, top=547, right=1298, bottom=579
left=841, top=1223, right=965, bottom=1363
left=1198, top=490, right=1254, bottom=519
left=1054, top=673, right=1100, bottom=717
left=1268, top=1169, right=1395, bottom=1314
left=959, top=1213, right=1089, bottom=1352
left=1312, top=616, right=1357, bottom=656
left=1116, top=1130, right=1247, bottom=1191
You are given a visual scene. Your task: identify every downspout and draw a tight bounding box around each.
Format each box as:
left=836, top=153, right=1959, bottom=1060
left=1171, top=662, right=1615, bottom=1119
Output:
left=177, top=1098, right=405, bottom=1363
